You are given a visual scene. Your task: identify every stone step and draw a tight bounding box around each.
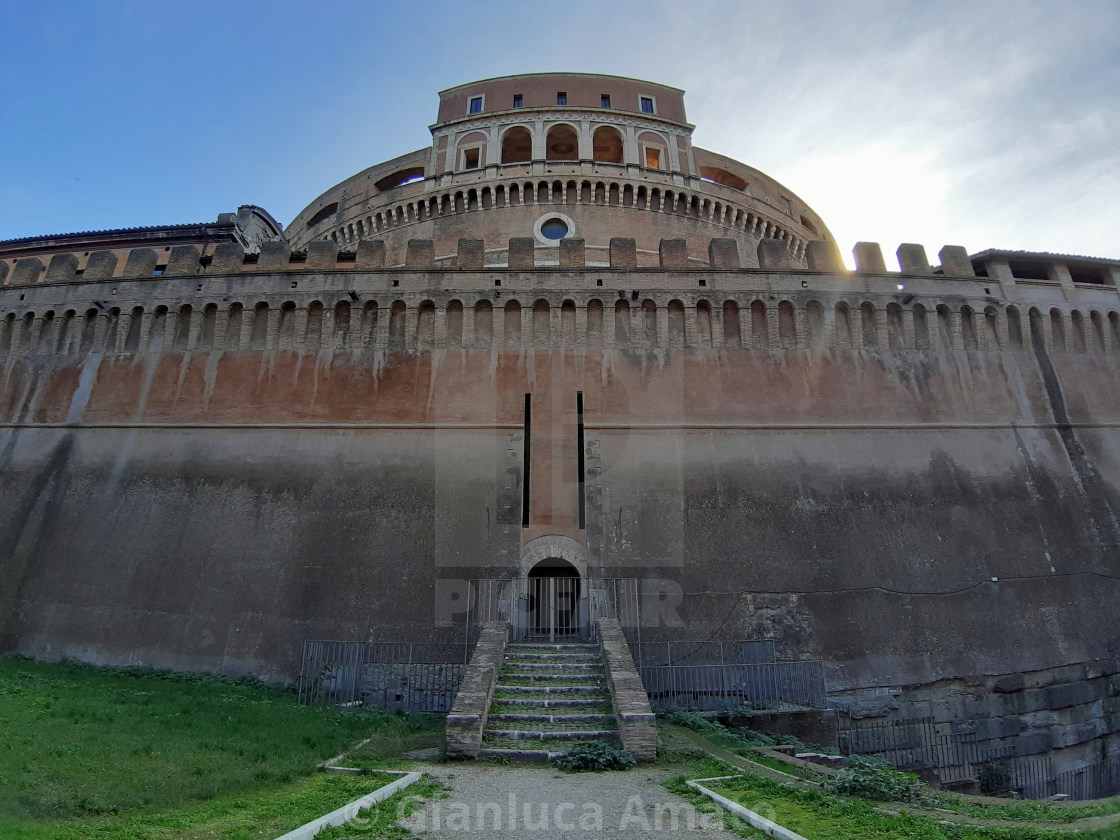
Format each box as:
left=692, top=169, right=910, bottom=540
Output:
left=491, top=698, right=613, bottom=710
left=498, top=671, right=605, bottom=683
left=494, top=684, right=609, bottom=696
left=484, top=728, right=619, bottom=741
left=501, top=667, right=604, bottom=676
left=503, top=653, right=601, bottom=664
left=489, top=712, right=616, bottom=725
left=505, top=644, right=600, bottom=654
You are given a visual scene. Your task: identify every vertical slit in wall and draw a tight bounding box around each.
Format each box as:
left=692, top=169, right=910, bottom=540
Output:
left=522, top=394, right=531, bottom=528
left=577, top=391, right=586, bottom=530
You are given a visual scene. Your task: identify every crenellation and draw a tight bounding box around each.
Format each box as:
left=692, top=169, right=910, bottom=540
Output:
left=938, top=245, right=974, bottom=277
left=306, top=239, right=339, bottom=271
left=457, top=238, right=484, bottom=269
left=659, top=238, right=689, bottom=268
left=897, top=243, right=931, bottom=274
left=123, top=248, right=159, bottom=279
left=355, top=238, right=386, bottom=269
left=609, top=237, right=637, bottom=268
left=257, top=240, right=292, bottom=271
left=805, top=239, right=844, bottom=273
left=406, top=239, right=434, bottom=269
left=85, top=250, right=120, bottom=280
left=45, top=253, right=79, bottom=283
left=708, top=237, right=740, bottom=269
left=758, top=238, right=793, bottom=270
left=559, top=237, right=585, bottom=268
left=166, top=244, right=201, bottom=276
left=209, top=243, right=245, bottom=274
left=12, top=256, right=45, bottom=285
left=853, top=241, right=887, bottom=274
left=507, top=237, right=535, bottom=269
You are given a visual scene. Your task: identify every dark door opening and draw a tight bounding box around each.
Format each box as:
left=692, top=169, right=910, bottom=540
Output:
left=524, top=559, right=582, bottom=642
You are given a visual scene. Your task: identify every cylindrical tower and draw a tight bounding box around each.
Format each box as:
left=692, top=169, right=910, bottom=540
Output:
left=285, top=73, right=832, bottom=267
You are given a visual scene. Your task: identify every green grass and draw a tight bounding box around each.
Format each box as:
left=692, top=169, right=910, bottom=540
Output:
left=0, top=656, right=444, bottom=838
left=677, top=769, right=1120, bottom=840
left=933, top=791, right=1120, bottom=823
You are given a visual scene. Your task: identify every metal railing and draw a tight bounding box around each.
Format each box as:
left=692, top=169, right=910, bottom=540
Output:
left=837, top=715, right=1120, bottom=800
left=298, top=641, right=470, bottom=712
left=640, top=660, right=827, bottom=711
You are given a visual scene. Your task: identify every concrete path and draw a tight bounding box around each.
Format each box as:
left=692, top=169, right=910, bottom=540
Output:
left=399, top=762, right=749, bottom=838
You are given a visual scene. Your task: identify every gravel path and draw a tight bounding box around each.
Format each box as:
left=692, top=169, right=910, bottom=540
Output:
left=399, top=762, right=748, bottom=838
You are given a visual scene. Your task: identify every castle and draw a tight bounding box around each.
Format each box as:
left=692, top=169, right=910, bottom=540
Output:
left=1, top=73, right=1118, bottom=788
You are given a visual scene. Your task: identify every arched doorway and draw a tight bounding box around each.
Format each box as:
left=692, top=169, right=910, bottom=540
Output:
left=523, top=558, right=583, bottom=641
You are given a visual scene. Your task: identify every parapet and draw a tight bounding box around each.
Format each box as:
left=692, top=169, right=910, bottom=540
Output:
left=5, top=236, right=1115, bottom=293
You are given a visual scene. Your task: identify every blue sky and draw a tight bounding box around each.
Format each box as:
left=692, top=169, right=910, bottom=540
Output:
left=1, top=0, right=1117, bottom=266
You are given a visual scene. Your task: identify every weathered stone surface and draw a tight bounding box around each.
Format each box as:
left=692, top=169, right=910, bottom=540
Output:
left=208, top=243, right=244, bottom=273
left=853, top=241, right=887, bottom=273
left=609, top=238, right=636, bottom=269
left=757, top=239, right=792, bottom=269
left=165, top=245, right=201, bottom=276
left=659, top=239, right=688, bottom=268
left=897, top=243, right=932, bottom=274
left=558, top=238, right=584, bottom=268
left=122, top=248, right=159, bottom=279
left=257, top=241, right=292, bottom=271
left=508, top=238, right=535, bottom=270
left=708, top=238, right=740, bottom=269
left=355, top=239, right=385, bottom=269
left=305, top=240, right=339, bottom=271
left=939, top=245, right=975, bottom=277
left=45, top=253, right=79, bottom=283
left=597, top=618, right=656, bottom=762
left=457, top=238, right=483, bottom=269
left=445, top=622, right=506, bottom=759
left=805, top=240, right=843, bottom=272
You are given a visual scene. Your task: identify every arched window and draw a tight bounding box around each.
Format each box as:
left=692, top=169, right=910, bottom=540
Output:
left=545, top=124, right=578, bottom=161
left=614, top=300, right=630, bottom=346
left=592, top=126, right=623, bottom=163
left=1050, top=308, right=1066, bottom=351
left=501, top=127, right=532, bottom=164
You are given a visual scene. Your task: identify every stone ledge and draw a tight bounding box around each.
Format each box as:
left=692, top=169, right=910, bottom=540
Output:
left=445, top=621, right=507, bottom=759
left=596, top=617, right=656, bottom=762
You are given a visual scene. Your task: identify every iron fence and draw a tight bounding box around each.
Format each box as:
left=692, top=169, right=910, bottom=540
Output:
left=467, top=577, right=639, bottom=642
left=633, top=640, right=776, bottom=667
left=640, top=660, right=827, bottom=711
left=298, top=641, right=470, bottom=712
left=837, top=715, right=1120, bottom=801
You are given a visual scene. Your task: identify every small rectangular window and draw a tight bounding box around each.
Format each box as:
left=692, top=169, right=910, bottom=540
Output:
left=645, top=147, right=661, bottom=169
left=640, top=96, right=655, bottom=114
left=513, top=94, right=523, bottom=108
left=557, top=91, right=567, bottom=105
left=469, top=96, right=483, bottom=114
left=601, top=94, right=610, bottom=108
left=463, top=147, right=480, bottom=169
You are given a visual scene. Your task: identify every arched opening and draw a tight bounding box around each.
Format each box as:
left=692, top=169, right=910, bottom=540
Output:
left=592, top=126, right=623, bottom=163
left=501, top=126, right=532, bottom=164
left=524, top=559, right=581, bottom=641
left=545, top=124, right=578, bottom=161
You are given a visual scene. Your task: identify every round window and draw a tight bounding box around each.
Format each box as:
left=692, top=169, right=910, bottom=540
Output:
left=540, top=218, right=569, bottom=240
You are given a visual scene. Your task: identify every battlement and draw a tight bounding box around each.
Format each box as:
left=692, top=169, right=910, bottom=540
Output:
left=1, top=236, right=1119, bottom=360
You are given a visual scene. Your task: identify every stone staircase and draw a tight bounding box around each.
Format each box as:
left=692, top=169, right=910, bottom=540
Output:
left=479, top=642, right=619, bottom=760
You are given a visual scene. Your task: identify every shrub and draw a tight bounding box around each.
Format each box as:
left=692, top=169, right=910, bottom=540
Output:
left=551, top=742, right=636, bottom=772
left=823, top=755, right=931, bottom=805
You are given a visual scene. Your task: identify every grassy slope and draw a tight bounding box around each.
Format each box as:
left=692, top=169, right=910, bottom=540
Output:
left=0, top=657, right=443, bottom=838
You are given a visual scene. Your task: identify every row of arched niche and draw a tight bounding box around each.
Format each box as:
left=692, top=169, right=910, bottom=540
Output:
left=2, top=298, right=1117, bottom=356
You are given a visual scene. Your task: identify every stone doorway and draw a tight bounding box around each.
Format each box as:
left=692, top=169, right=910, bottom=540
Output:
left=523, top=558, right=583, bottom=642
